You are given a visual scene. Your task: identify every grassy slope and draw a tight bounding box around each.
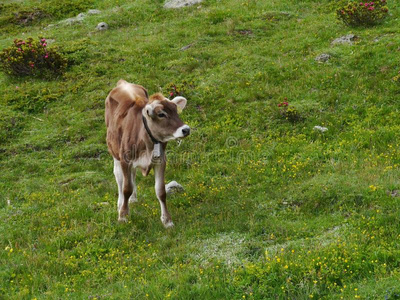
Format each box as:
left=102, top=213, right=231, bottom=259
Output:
left=1, top=0, right=400, bottom=299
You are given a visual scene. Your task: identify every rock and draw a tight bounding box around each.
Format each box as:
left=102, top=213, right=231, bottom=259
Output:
left=180, top=44, right=193, bottom=51
left=60, top=18, right=78, bottom=25
left=331, top=34, right=357, bottom=45
left=87, top=9, right=101, bottom=15
left=166, top=181, right=184, bottom=195
left=388, top=190, right=400, bottom=197
left=44, top=24, right=55, bottom=30
left=96, top=22, right=109, bottom=31
left=60, top=13, right=85, bottom=25
left=314, top=126, right=328, bottom=133
left=164, top=0, right=202, bottom=9
left=315, top=53, right=331, bottom=63
left=46, top=39, right=56, bottom=45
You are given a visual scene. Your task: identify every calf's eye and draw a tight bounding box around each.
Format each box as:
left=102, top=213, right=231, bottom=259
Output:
left=158, top=113, right=166, bottom=118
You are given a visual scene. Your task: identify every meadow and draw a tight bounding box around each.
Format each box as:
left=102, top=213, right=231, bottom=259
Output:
left=1, top=0, right=400, bottom=298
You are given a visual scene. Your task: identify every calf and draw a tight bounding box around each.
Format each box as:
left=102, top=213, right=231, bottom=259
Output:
left=105, top=80, right=190, bottom=228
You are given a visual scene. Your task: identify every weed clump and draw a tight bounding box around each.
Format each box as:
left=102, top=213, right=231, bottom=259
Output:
left=336, top=0, right=389, bottom=26
left=0, top=107, right=24, bottom=144
left=393, top=71, right=400, bottom=83
left=165, top=80, right=195, bottom=98
left=0, top=37, right=67, bottom=77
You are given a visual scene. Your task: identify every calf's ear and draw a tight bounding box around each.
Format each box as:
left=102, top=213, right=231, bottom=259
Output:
left=171, top=96, right=187, bottom=112
left=145, top=104, right=154, bottom=118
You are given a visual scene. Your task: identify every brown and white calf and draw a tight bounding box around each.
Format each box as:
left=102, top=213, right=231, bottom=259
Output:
left=105, top=80, right=190, bottom=228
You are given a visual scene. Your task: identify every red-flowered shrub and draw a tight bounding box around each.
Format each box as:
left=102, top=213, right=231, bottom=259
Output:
left=0, top=37, right=67, bottom=77
left=277, top=100, right=302, bottom=123
left=336, top=0, right=389, bottom=26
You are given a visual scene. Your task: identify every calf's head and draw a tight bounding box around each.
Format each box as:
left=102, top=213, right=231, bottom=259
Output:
left=143, top=93, right=190, bottom=143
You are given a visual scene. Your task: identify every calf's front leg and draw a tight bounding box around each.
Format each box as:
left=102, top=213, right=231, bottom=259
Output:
left=154, top=162, right=173, bottom=228
left=119, top=161, right=132, bottom=222
left=113, top=158, right=124, bottom=214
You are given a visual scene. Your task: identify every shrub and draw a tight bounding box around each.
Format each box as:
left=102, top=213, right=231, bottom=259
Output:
left=277, top=101, right=302, bottom=123
left=0, top=0, right=93, bottom=28
left=0, top=4, right=19, bottom=31
left=61, top=38, right=91, bottom=65
left=0, top=4, right=50, bottom=33
left=3, top=86, right=62, bottom=113
left=336, top=0, right=389, bottom=26
left=41, top=0, right=94, bottom=19
left=12, top=8, right=48, bottom=26
left=0, top=37, right=67, bottom=77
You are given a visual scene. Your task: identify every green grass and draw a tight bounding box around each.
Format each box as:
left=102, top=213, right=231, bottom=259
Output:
left=1, top=0, right=400, bottom=299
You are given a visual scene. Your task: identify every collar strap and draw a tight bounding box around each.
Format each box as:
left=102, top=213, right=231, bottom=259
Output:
left=142, top=115, right=160, bottom=144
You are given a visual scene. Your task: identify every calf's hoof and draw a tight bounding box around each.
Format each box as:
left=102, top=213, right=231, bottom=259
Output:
left=118, top=216, right=128, bottom=223
left=161, top=216, right=174, bottom=228
left=128, top=195, right=138, bottom=203
left=118, top=209, right=129, bottom=222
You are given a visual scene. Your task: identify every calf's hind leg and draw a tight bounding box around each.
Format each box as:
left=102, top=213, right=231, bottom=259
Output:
left=128, top=168, right=138, bottom=203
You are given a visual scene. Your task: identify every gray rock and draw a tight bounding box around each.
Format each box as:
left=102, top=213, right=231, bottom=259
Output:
left=388, top=190, right=400, bottom=197
left=44, top=24, right=55, bottom=30
left=331, top=34, right=357, bottom=45
left=45, top=9, right=100, bottom=28
left=87, top=9, right=101, bottom=15
left=164, top=0, right=202, bottom=9
left=315, top=53, right=331, bottom=63
left=180, top=44, right=193, bottom=51
left=60, top=13, right=85, bottom=25
left=96, top=22, right=109, bottom=31
left=60, top=18, right=77, bottom=25
left=166, top=181, right=184, bottom=194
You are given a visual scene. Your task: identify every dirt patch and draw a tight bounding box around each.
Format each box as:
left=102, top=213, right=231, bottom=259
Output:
left=235, top=29, right=253, bottom=36
left=190, top=232, right=247, bottom=266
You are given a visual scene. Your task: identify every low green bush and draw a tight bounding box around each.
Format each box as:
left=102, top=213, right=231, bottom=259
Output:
left=0, top=0, right=93, bottom=29
left=0, top=4, right=47, bottom=27
left=41, top=0, right=94, bottom=19
left=61, top=38, right=91, bottom=65
left=2, top=85, right=63, bottom=113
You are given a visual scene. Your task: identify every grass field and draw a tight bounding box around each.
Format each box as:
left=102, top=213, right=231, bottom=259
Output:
left=1, top=0, right=400, bottom=298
